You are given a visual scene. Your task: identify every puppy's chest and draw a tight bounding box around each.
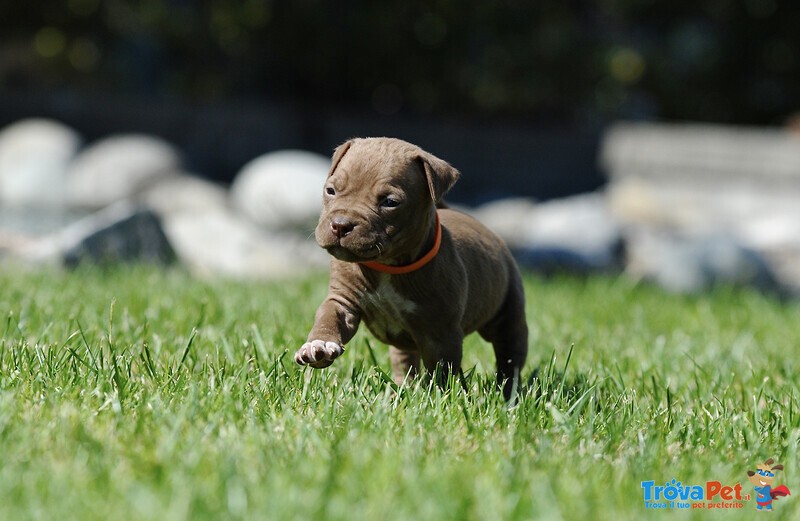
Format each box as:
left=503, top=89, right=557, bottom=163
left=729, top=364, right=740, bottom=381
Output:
left=360, top=279, right=419, bottom=344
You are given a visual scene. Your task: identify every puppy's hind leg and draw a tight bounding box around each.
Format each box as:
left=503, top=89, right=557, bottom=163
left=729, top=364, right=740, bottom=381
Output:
left=389, top=346, right=420, bottom=386
left=479, top=278, right=528, bottom=401
left=420, top=334, right=466, bottom=393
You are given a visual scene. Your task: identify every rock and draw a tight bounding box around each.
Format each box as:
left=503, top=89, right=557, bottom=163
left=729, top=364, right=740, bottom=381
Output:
left=468, top=197, right=538, bottom=247
left=16, top=202, right=174, bottom=266
left=230, top=150, right=330, bottom=231
left=518, top=193, right=620, bottom=257
left=66, top=134, right=182, bottom=209
left=601, top=122, right=800, bottom=295
left=512, top=244, right=623, bottom=276
left=138, top=174, right=229, bottom=216
left=0, top=118, right=81, bottom=207
left=601, top=122, right=800, bottom=182
left=9, top=198, right=329, bottom=279
left=627, top=231, right=784, bottom=295
left=64, top=207, right=175, bottom=268
left=161, top=207, right=328, bottom=279
left=0, top=206, right=88, bottom=237
left=140, top=172, right=328, bottom=279
left=471, top=193, right=623, bottom=274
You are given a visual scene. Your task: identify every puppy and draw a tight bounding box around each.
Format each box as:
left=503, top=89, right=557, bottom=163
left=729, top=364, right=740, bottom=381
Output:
left=294, top=138, right=528, bottom=399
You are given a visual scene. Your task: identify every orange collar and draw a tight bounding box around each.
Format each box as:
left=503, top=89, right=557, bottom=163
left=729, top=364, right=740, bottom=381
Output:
left=360, top=212, right=441, bottom=275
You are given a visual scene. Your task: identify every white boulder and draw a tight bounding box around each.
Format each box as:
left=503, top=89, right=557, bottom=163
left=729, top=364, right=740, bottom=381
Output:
left=230, top=150, right=330, bottom=231
left=66, top=134, right=182, bottom=209
left=473, top=193, right=620, bottom=255
left=0, top=118, right=81, bottom=207
left=471, top=193, right=622, bottom=274
left=467, top=197, right=538, bottom=248
left=161, top=207, right=328, bottom=279
left=138, top=174, right=228, bottom=216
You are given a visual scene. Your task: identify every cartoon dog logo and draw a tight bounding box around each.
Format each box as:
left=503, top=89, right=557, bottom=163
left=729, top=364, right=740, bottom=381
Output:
left=747, top=458, right=791, bottom=511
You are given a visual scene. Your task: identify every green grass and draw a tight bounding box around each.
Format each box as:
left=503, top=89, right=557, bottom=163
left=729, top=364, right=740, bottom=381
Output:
left=1, top=265, right=799, bottom=520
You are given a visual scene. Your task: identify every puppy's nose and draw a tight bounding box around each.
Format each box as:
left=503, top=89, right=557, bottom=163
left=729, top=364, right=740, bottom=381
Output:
left=330, top=217, right=355, bottom=238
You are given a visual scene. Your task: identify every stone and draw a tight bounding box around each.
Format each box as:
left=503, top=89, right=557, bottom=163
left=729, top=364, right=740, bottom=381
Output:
left=66, top=134, right=182, bottom=209
left=0, top=206, right=88, bottom=237
left=15, top=202, right=174, bottom=267
left=139, top=172, right=328, bottom=279
left=602, top=122, right=800, bottom=295
left=468, top=197, right=538, bottom=248
left=600, top=122, right=800, bottom=183
left=138, top=173, right=228, bottom=216
left=471, top=193, right=623, bottom=274
left=63, top=207, right=176, bottom=268
left=230, top=150, right=330, bottom=231
left=626, top=231, right=784, bottom=296
left=518, top=193, right=620, bottom=257
left=0, top=118, right=81, bottom=207
left=161, top=207, right=328, bottom=279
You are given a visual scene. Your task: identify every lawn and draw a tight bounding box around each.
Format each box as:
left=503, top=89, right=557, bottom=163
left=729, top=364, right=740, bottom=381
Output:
left=0, top=265, right=799, bottom=520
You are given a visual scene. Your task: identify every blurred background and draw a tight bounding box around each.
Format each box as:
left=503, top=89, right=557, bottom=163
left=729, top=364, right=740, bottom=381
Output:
left=1, top=0, right=799, bottom=294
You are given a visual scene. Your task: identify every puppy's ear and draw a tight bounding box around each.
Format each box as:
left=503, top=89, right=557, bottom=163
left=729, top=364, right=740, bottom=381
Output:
left=328, top=140, right=353, bottom=176
left=773, top=465, right=784, bottom=471
left=418, top=151, right=460, bottom=203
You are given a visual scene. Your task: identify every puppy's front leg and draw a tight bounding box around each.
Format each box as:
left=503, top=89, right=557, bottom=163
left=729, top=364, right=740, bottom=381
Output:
left=295, top=297, right=361, bottom=369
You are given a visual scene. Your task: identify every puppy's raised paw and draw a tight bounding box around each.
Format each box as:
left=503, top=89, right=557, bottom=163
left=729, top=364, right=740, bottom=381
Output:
left=294, top=340, right=345, bottom=368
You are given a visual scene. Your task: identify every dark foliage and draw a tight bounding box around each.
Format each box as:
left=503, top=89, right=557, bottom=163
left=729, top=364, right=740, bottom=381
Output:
left=1, top=0, right=799, bottom=124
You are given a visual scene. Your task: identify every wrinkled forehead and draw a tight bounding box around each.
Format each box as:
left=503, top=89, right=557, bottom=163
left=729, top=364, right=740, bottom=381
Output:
left=334, top=141, right=424, bottom=190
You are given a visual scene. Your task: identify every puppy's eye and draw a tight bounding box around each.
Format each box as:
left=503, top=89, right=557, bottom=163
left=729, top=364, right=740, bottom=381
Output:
left=380, top=196, right=400, bottom=208
left=325, top=187, right=336, bottom=196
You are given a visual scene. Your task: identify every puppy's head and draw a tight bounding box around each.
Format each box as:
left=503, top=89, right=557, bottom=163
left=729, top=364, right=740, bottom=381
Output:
left=315, top=137, right=459, bottom=264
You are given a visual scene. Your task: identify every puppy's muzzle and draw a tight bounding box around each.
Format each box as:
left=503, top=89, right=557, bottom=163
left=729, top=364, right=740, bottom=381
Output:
left=317, top=213, right=381, bottom=262
left=330, top=216, right=355, bottom=238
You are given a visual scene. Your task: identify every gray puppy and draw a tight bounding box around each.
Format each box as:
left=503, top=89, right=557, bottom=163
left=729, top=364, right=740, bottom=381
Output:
left=294, top=137, right=528, bottom=399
